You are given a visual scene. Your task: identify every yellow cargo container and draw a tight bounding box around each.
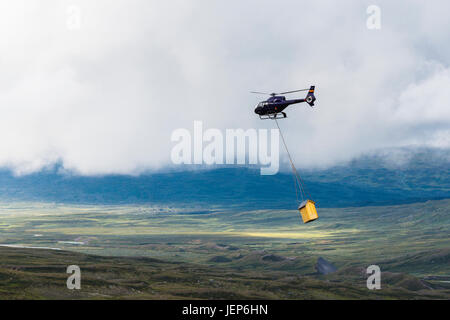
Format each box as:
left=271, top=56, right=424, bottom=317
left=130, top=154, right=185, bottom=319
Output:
left=298, top=200, right=318, bottom=224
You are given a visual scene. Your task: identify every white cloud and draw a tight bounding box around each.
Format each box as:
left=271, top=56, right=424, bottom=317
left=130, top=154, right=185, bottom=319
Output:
left=0, top=0, right=449, bottom=175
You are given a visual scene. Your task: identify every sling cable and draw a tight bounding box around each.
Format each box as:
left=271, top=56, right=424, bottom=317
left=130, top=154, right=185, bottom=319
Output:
left=275, top=119, right=318, bottom=224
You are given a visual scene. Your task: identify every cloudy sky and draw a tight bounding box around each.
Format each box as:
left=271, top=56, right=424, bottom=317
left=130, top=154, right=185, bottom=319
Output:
left=0, top=0, right=449, bottom=175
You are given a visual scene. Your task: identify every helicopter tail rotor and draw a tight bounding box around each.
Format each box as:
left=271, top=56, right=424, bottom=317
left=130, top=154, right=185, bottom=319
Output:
left=305, top=86, right=316, bottom=107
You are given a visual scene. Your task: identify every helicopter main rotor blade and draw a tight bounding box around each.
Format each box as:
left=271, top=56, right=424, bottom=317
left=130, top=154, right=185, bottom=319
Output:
left=277, top=88, right=309, bottom=95
left=251, top=88, right=310, bottom=95
left=250, top=91, right=272, bottom=95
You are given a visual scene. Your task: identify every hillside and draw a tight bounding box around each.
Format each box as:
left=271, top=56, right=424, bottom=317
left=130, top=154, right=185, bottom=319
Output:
left=0, top=246, right=448, bottom=299
left=0, top=198, right=448, bottom=299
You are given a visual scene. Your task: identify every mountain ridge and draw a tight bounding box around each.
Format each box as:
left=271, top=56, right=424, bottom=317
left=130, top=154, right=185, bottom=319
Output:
left=0, top=149, right=449, bottom=209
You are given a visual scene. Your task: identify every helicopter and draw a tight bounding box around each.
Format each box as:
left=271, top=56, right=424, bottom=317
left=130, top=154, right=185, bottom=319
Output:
left=252, top=86, right=316, bottom=119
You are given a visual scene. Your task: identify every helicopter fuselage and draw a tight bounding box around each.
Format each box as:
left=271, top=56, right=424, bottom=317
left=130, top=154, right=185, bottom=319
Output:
left=252, top=85, right=316, bottom=119
left=254, top=96, right=306, bottom=117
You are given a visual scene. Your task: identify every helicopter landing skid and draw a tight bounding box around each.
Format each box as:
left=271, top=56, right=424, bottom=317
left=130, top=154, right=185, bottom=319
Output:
left=259, top=112, right=287, bottom=120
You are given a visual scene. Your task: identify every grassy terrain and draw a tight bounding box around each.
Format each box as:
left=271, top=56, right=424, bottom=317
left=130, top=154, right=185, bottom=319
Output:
left=0, top=199, right=449, bottom=299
